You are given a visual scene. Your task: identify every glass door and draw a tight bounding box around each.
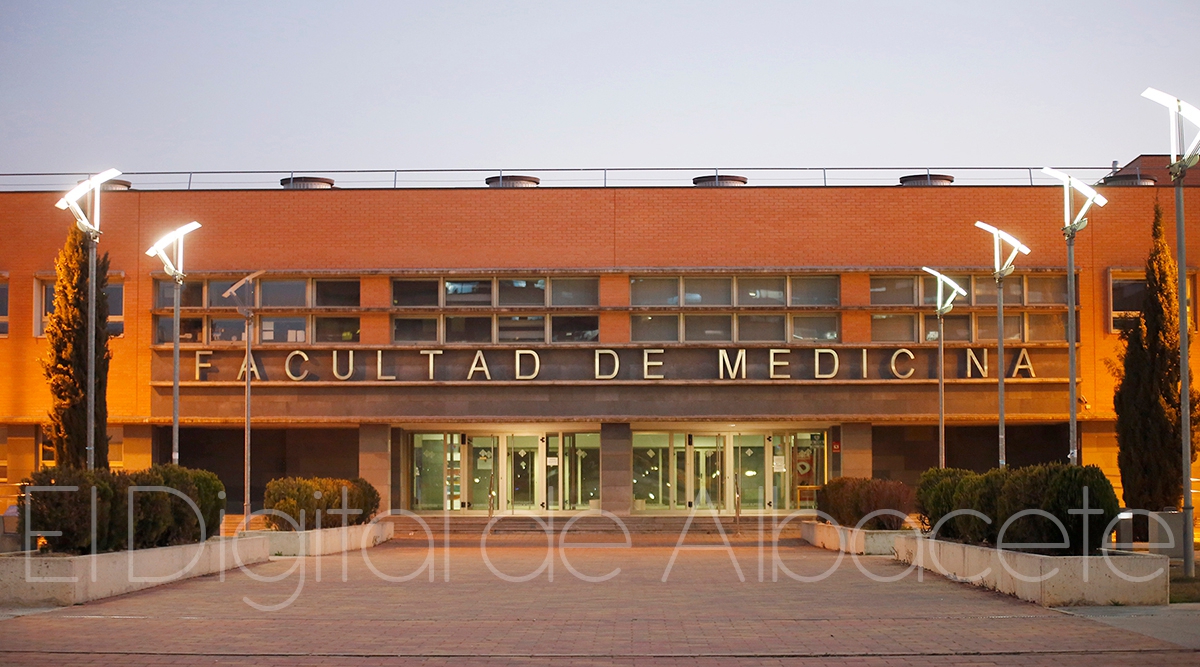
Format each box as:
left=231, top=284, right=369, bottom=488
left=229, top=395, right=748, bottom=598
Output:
left=770, top=433, right=790, bottom=511
left=564, top=433, right=601, bottom=509
left=467, top=435, right=498, bottom=513
left=545, top=433, right=561, bottom=511
left=691, top=435, right=724, bottom=510
left=632, top=433, right=670, bottom=511
left=733, top=434, right=767, bottom=511
left=792, top=431, right=827, bottom=509
left=506, top=435, right=540, bottom=511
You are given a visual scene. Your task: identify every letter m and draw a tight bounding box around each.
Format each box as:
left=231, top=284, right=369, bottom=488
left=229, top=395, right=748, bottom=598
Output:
left=719, top=349, right=747, bottom=379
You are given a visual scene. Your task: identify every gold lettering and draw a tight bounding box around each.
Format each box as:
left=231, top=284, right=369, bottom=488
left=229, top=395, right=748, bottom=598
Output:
left=194, top=350, right=213, bottom=381
left=420, top=350, right=442, bottom=380
left=890, top=348, right=915, bottom=379
left=595, top=349, right=619, bottom=380
left=967, top=348, right=988, bottom=378
left=468, top=350, right=491, bottom=380
left=769, top=349, right=790, bottom=379
left=332, top=350, right=354, bottom=381
left=285, top=350, right=309, bottom=381
left=515, top=349, right=540, bottom=380
left=1012, top=348, right=1035, bottom=378
left=376, top=350, right=395, bottom=381
left=718, top=349, right=746, bottom=379
left=815, top=349, right=839, bottom=379
left=643, top=349, right=664, bottom=380
left=237, top=353, right=261, bottom=381
left=861, top=348, right=868, bottom=379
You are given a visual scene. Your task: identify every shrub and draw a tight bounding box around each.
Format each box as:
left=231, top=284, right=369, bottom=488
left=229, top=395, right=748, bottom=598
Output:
left=917, top=468, right=974, bottom=538
left=1042, top=464, right=1120, bottom=555
left=816, top=477, right=865, bottom=526
left=952, top=467, right=1010, bottom=545
left=150, top=464, right=201, bottom=547
left=263, top=477, right=380, bottom=531
left=995, top=463, right=1061, bottom=549
left=17, top=468, right=113, bottom=554
left=816, top=477, right=913, bottom=530
left=188, top=468, right=226, bottom=541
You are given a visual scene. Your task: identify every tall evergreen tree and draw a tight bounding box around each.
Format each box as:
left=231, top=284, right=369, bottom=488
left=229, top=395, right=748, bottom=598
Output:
left=41, top=223, right=111, bottom=469
left=1112, top=202, right=1200, bottom=513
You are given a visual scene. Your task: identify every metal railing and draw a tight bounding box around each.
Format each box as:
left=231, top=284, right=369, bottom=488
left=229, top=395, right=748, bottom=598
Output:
left=0, top=165, right=1116, bottom=193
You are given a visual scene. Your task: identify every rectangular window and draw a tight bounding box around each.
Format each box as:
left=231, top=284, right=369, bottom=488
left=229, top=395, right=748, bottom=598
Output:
left=1027, top=313, right=1068, bottom=342
left=314, top=317, right=361, bottom=342
left=791, top=276, right=840, bottom=306
left=1111, top=275, right=1145, bottom=331
left=551, top=278, right=599, bottom=306
left=208, top=280, right=248, bottom=307
left=921, top=275, right=971, bottom=306
left=260, top=279, right=308, bottom=307
left=737, top=277, right=786, bottom=306
left=0, top=282, right=7, bottom=336
left=445, top=280, right=492, bottom=306
left=792, top=315, right=840, bottom=342
left=738, top=314, right=786, bottom=342
left=38, top=281, right=54, bottom=335
left=976, top=314, right=1023, bottom=341
left=104, top=283, right=124, bottom=337
left=155, top=316, right=204, bottom=344
left=683, top=278, right=732, bottom=306
left=498, top=315, right=545, bottom=342
left=974, top=277, right=1024, bottom=306
left=445, top=316, right=492, bottom=343
left=393, top=317, right=438, bottom=343
left=498, top=278, right=546, bottom=306
left=684, top=314, right=732, bottom=341
left=631, top=278, right=679, bottom=306
left=0, top=428, right=8, bottom=481
left=870, top=276, right=916, bottom=305
left=923, top=315, right=971, bottom=342
left=209, top=317, right=247, bottom=342
left=1026, top=275, right=1068, bottom=304
left=155, top=280, right=203, bottom=308
left=631, top=314, right=679, bottom=342
left=871, top=314, right=916, bottom=342
left=107, top=427, right=123, bottom=467
left=551, top=315, right=599, bottom=342
left=40, top=436, right=54, bottom=468
left=261, top=316, right=307, bottom=343
left=393, top=279, right=440, bottom=307
left=314, top=280, right=360, bottom=307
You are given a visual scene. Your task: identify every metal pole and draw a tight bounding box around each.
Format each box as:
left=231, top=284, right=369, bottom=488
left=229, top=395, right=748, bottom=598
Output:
left=997, top=273, right=1006, bottom=468
left=243, top=285, right=253, bottom=521
left=1066, top=183, right=1079, bottom=465
left=1175, top=166, right=1194, bottom=578
left=172, top=277, right=181, bottom=465
left=938, top=313, right=946, bottom=468
left=86, top=186, right=98, bottom=470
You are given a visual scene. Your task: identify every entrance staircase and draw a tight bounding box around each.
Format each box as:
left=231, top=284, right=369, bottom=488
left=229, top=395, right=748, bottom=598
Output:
left=383, top=513, right=808, bottom=536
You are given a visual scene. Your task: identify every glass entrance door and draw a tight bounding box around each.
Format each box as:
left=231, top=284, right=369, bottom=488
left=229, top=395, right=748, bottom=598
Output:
left=467, top=435, right=498, bottom=512
left=506, top=435, right=539, bottom=511
left=733, top=434, right=767, bottom=510
left=632, top=433, right=670, bottom=511
left=690, top=435, right=725, bottom=510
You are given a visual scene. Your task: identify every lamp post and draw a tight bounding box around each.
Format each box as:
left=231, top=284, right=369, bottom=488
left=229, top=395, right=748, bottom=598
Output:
left=225, top=271, right=265, bottom=522
left=145, top=222, right=202, bottom=465
left=975, top=221, right=1031, bottom=468
left=55, top=168, right=122, bottom=470
left=1041, top=167, right=1107, bottom=466
left=922, top=268, right=968, bottom=468
left=1142, top=87, right=1200, bottom=578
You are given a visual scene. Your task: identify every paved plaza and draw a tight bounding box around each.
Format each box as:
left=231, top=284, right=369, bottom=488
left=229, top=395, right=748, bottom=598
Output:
left=1, top=532, right=1197, bottom=666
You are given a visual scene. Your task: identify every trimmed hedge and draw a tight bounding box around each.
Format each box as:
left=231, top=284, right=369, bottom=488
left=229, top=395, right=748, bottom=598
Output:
left=816, top=477, right=914, bottom=530
left=918, top=463, right=1119, bottom=555
left=17, top=464, right=226, bottom=555
left=262, top=477, right=380, bottom=531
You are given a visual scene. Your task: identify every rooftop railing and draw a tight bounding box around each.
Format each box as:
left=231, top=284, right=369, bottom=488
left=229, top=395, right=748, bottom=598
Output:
left=0, top=165, right=1116, bottom=192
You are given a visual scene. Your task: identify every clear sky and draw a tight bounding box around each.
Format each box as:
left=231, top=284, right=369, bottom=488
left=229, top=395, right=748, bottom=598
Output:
left=1, top=1, right=1197, bottom=174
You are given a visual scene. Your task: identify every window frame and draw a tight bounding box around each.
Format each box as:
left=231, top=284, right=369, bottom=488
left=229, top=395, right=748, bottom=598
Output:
left=0, top=280, right=8, bottom=337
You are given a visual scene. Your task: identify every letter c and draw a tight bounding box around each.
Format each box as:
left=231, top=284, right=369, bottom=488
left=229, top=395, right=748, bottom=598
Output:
left=286, top=350, right=310, bottom=381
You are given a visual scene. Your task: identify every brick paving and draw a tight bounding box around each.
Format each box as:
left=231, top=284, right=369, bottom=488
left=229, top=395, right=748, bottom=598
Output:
left=1, top=532, right=1196, bottom=666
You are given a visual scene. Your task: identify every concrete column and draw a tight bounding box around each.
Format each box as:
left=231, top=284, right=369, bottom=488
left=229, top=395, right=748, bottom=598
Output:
left=840, top=423, right=873, bottom=479
left=600, top=423, right=633, bottom=516
left=358, top=424, right=392, bottom=510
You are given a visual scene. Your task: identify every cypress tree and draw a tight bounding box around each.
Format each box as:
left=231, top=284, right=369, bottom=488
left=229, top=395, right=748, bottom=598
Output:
left=1112, top=202, right=1200, bottom=514
left=40, top=223, right=111, bottom=469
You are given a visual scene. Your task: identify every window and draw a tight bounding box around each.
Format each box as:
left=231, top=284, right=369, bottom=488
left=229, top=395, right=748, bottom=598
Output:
left=498, top=316, right=545, bottom=342
left=631, top=314, right=679, bottom=342
left=208, top=280, right=245, bottom=307
left=0, top=427, right=7, bottom=481
left=1028, top=313, right=1069, bottom=342
left=551, top=316, right=598, bottom=342
left=792, top=315, right=840, bottom=342
left=923, top=315, right=971, bottom=342
left=261, top=316, right=307, bottom=343
left=975, top=314, right=1023, bottom=341
left=870, top=276, right=916, bottom=305
left=445, top=316, right=492, bottom=343
left=551, top=278, right=599, bottom=306
left=393, top=280, right=440, bottom=307
left=683, top=278, right=732, bottom=306
left=737, top=277, right=786, bottom=306
left=104, top=283, right=124, bottom=337
left=1026, top=275, right=1068, bottom=304
left=871, top=314, right=916, bottom=342
left=974, top=277, right=1023, bottom=306
left=1111, top=275, right=1145, bottom=331
left=155, top=280, right=203, bottom=308
left=155, top=316, right=204, bottom=344
left=393, top=317, right=438, bottom=343
left=209, top=318, right=246, bottom=342
left=921, top=275, right=970, bottom=306
left=791, top=276, right=839, bottom=306
left=37, top=281, right=54, bottom=335
left=631, top=278, right=678, bottom=306
left=315, top=317, right=360, bottom=342
left=0, top=282, right=7, bottom=336
left=40, top=434, right=54, bottom=468
left=445, top=280, right=492, bottom=306
left=107, top=427, right=123, bottom=467
left=260, top=279, right=307, bottom=307
left=498, top=279, right=546, bottom=306
left=738, top=314, right=786, bottom=342
left=314, top=280, right=360, bottom=307
left=684, top=314, right=732, bottom=341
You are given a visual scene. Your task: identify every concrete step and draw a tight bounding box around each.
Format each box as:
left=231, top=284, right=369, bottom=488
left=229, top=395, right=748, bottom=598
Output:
left=220, top=513, right=269, bottom=537
left=383, top=513, right=807, bottom=535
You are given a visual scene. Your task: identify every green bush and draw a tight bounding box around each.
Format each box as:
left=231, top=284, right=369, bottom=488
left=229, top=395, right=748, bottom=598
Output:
left=816, top=477, right=913, bottom=530
left=188, top=468, right=225, bottom=540
left=1042, top=464, right=1120, bottom=555
left=916, top=468, right=974, bottom=538
left=995, top=463, right=1061, bottom=549
left=17, top=468, right=113, bottom=554
left=150, top=465, right=201, bottom=547
left=952, top=467, right=1009, bottom=545
left=816, top=477, right=864, bottom=526
left=263, top=477, right=380, bottom=531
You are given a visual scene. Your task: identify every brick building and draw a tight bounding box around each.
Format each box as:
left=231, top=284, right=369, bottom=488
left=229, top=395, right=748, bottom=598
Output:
left=0, top=161, right=1197, bottom=515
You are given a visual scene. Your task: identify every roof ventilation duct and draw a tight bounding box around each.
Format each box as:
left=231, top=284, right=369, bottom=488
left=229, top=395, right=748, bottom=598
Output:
left=280, top=176, right=335, bottom=189
left=692, top=174, right=748, bottom=187
left=899, top=173, right=954, bottom=186
left=485, top=175, right=540, bottom=188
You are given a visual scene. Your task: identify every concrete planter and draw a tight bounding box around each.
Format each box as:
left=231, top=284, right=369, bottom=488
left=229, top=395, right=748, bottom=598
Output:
left=0, top=536, right=270, bottom=608
left=241, top=521, right=393, bottom=557
left=799, top=520, right=909, bottom=555
left=893, top=534, right=1169, bottom=607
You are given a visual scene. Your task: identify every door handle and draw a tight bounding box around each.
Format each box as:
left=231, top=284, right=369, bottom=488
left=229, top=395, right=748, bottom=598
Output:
left=540, top=502, right=546, bottom=509
left=767, top=501, right=773, bottom=508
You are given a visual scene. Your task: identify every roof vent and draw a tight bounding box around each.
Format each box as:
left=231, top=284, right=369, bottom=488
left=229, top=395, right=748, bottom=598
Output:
left=899, top=173, right=954, bottom=186
left=1100, top=173, right=1157, bottom=186
left=101, top=179, right=132, bottom=191
left=692, top=174, right=748, bottom=187
left=485, top=175, right=540, bottom=188
left=280, top=176, right=335, bottom=190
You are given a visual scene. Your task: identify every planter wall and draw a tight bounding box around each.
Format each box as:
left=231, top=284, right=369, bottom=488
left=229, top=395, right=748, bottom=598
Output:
left=800, top=520, right=908, bottom=555
left=0, top=536, right=270, bottom=608
left=241, top=521, right=393, bottom=557
left=893, top=534, right=1169, bottom=606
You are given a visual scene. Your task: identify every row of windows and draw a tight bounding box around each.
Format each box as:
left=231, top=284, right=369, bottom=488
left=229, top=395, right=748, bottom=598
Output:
left=870, top=274, right=1069, bottom=307
left=36, top=282, right=125, bottom=337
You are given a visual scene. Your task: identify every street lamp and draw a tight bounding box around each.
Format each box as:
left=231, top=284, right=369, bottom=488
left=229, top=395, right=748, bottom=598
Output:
left=975, top=221, right=1031, bottom=469
left=224, top=270, right=265, bottom=523
left=145, top=222, right=202, bottom=465
left=922, top=267, right=968, bottom=469
left=54, top=168, right=122, bottom=470
left=1142, top=87, right=1200, bottom=579
left=1041, top=167, right=1107, bottom=467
